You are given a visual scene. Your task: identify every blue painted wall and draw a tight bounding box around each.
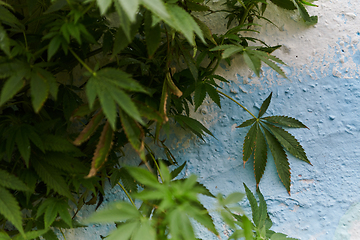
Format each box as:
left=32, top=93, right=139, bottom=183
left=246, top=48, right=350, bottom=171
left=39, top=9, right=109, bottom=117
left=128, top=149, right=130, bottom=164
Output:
left=61, top=1, right=360, bottom=239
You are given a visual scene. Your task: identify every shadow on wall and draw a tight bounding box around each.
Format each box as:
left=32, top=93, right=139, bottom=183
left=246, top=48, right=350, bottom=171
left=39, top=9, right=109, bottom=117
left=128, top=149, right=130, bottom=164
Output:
left=334, top=203, right=360, bottom=240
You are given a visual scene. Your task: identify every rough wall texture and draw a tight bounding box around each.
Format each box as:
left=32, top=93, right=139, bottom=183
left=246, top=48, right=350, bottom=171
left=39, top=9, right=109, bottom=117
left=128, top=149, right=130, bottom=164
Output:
left=62, top=1, right=360, bottom=239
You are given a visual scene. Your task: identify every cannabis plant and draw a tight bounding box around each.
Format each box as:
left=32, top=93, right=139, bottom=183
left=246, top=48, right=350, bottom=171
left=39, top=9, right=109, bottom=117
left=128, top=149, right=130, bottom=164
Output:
left=0, top=0, right=316, bottom=238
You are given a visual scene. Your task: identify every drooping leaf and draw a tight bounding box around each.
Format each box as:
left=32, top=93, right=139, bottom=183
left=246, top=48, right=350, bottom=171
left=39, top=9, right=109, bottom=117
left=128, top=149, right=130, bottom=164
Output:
left=295, top=0, right=318, bottom=25
left=262, top=116, right=308, bottom=128
left=242, top=123, right=258, bottom=164
left=243, top=183, right=259, bottom=227
left=258, top=92, right=272, bottom=118
left=117, top=0, right=139, bottom=22
left=0, top=186, right=24, bottom=236
left=15, top=127, right=31, bottom=166
left=174, top=115, right=215, bottom=140
left=262, top=127, right=291, bottom=194
left=269, top=0, right=297, bottom=10
left=126, top=167, right=159, bottom=188
left=42, top=135, right=80, bottom=153
left=243, top=50, right=261, bottom=76
left=32, top=158, right=74, bottom=200
left=193, top=17, right=217, bottom=45
left=96, top=0, right=113, bottom=15
left=144, top=11, right=161, bottom=57
left=205, top=83, right=221, bottom=108
left=263, top=122, right=310, bottom=164
left=194, top=83, right=206, bottom=111
left=47, top=35, right=63, bottom=61
left=30, top=71, right=49, bottom=112
left=254, top=125, right=267, bottom=187
left=141, top=0, right=169, bottom=23
left=0, top=70, right=26, bottom=106
left=0, top=24, right=10, bottom=56
left=87, top=121, right=114, bottom=178
left=0, top=169, right=31, bottom=192
left=256, top=188, right=268, bottom=229
left=184, top=204, right=219, bottom=236
left=170, top=161, right=186, bottom=179
left=73, top=111, right=104, bottom=146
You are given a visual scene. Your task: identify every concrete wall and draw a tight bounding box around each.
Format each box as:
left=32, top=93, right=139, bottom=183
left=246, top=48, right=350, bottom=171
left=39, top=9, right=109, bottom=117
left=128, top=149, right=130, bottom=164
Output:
left=63, top=1, right=360, bottom=239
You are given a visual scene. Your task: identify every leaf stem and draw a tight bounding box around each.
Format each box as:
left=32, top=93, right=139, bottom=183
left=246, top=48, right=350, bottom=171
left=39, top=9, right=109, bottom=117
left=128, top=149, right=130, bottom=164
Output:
left=217, top=90, right=257, bottom=119
left=144, top=144, right=164, bottom=183
left=60, top=229, right=67, bottom=240
left=117, top=182, right=137, bottom=208
left=69, top=48, right=95, bottom=75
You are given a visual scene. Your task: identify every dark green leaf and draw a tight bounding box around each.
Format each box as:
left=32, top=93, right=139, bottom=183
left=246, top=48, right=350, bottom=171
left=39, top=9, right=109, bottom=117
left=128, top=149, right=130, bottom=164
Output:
left=254, top=125, right=267, bottom=187
left=15, top=128, right=31, bottom=167
left=194, top=83, right=206, bottom=111
left=243, top=51, right=261, bottom=76
left=0, top=70, right=25, bottom=106
left=0, top=186, right=24, bottom=236
left=269, top=0, right=297, bottom=10
left=262, top=115, right=308, bottom=128
left=263, top=122, right=310, bottom=164
left=32, top=158, right=74, bottom=200
left=145, top=11, right=161, bottom=57
left=174, top=115, right=215, bottom=140
left=47, top=35, right=63, bottom=61
left=0, top=24, right=10, bottom=56
left=242, top=123, right=257, bottom=164
left=0, top=169, right=31, bottom=191
left=243, top=183, right=259, bottom=227
left=170, top=161, right=186, bottom=179
left=258, top=92, right=272, bottom=118
left=30, top=72, right=49, bottom=113
left=237, top=118, right=256, bottom=128
left=205, top=83, right=221, bottom=108
left=73, top=111, right=104, bottom=146
left=256, top=188, right=268, bottom=229
left=262, top=127, right=291, bottom=194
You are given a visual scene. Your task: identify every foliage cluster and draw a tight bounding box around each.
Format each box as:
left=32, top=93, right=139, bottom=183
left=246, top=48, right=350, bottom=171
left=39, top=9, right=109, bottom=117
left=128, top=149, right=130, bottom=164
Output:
left=0, top=0, right=316, bottom=239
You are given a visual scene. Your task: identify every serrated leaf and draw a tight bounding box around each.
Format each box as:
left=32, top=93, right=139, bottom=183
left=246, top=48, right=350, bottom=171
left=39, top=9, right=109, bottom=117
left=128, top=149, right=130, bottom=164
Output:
left=73, top=111, right=104, bottom=146
left=243, top=50, right=261, bottom=76
left=224, top=192, right=245, bottom=205
left=32, top=158, right=74, bottom=200
left=12, top=229, right=50, bottom=240
left=30, top=72, right=49, bottom=112
left=256, top=188, right=268, bottom=229
left=262, top=115, right=308, bottom=128
left=47, top=35, right=62, bottom=61
left=243, top=123, right=257, bottom=164
left=271, top=233, right=299, bottom=240
left=243, top=183, right=259, bottom=227
left=223, top=45, right=243, bottom=59
left=0, top=70, right=26, bottom=106
left=258, top=92, right=272, bottom=118
left=0, top=186, right=24, bottom=236
left=97, top=0, right=113, bottom=15
left=44, top=202, right=58, bottom=228
left=42, top=135, right=80, bottom=152
left=56, top=201, right=72, bottom=228
left=126, top=167, right=159, bottom=188
left=194, top=83, right=206, bottom=111
left=15, top=128, right=31, bottom=167
left=119, top=168, right=138, bottom=194
left=170, top=161, right=186, bottom=179
left=136, top=102, right=163, bottom=123
left=0, top=169, right=31, bottom=191
left=242, top=215, right=253, bottom=240
left=141, top=0, right=169, bottom=22
left=43, top=152, right=87, bottom=174
left=237, top=118, right=256, bottom=128
left=0, top=6, right=22, bottom=26
left=119, top=109, right=145, bottom=159
left=262, top=127, right=290, bottom=194
left=106, top=221, right=139, bottom=240
left=263, top=122, right=310, bottom=164
left=269, top=0, right=296, bottom=10
left=174, top=115, right=215, bottom=140
left=87, top=121, right=114, bottom=178
left=145, top=11, right=161, bottom=57
left=98, top=87, right=117, bottom=129
left=205, top=83, right=221, bottom=108
left=132, top=219, right=156, bottom=240
left=193, top=16, right=217, bottom=45
left=83, top=202, right=140, bottom=224
left=254, top=124, right=267, bottom=187
left=169, top=209, right=196, bottom=240
left=184, top=205, right=219, bottom=236
left=0, top=24, right=10, bottom=56
left=257, top=55, right=287, bottom=78
left=295, top=0, right=318, bottom=25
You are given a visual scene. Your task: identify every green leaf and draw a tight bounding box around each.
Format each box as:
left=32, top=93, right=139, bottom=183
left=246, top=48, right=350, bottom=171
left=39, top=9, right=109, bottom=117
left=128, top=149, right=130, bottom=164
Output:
left=242, top=123, right=257, bottom=164
left=271, top=233, right=299, bottom=240
left=0, top=71, right=25, bottom=106
left=87, top=121, right=114, bottom=178
left=83, top=202, right=140, bottom=224
left=256, top=54, right=287, bottom=78
left=243, top=50, right=261, bottom=76
left=97, top=0, right=113, bottom=15
left=254, top=124, right=267, bottom=187
left=295, top=1, right=318, bottom=25
left=193, top=17, right=217, bottom=45
left=256, top=188, right=268, bottom=229
left=126, top=167, right=159, bottom=188
left=0, top=169, right=31, bottom=192
left=144, top=11, right=161, bottom=57
left=98, top=87, right=117, bottom=129
left=223, top=45, right=243, bottom=59
left=243, top=183, right=259, bottom=227
left=242, top=215, right=253, bottom=240
left=12, top=229, right=50, bottom=240
left=132, top=220, right=156, bottom=240
left=262, top=115, right=308, bottom=128
left=262, top=127, right=291, bottom=194
left=43, top=152, right=87, bottom=174
left=119, top=109, right=145, bottom=159
left=170, top=161, right=186, bottom=179
left=42, top=135, right=80, bottom=152
left=117, top=0, right=139, bottom=22
left=106, top=221, right=139, bottom=240
left=0, top=186, right=24, bottom=236
left=184, top=205, right=219, bottom=236
left=0, top=24, right=10, bottom=56
left=30, top=71, right=49, bottom=112
left=47, top=35, right=63, bottom=61
left=194, top=83, right=206, bottom=111
left=169, top=209, right=196, bottom=240
left=205, top=83, right=221, bottom=108
left=73, top=111, right=104, bottom=146
left=237, top=118, right=256, bottom=128
left=15, top=128, right=31, bottom=166
left=0, top=232, right=11, bottom=240
left=269, top=0, right=296, bottom=10
left=44, top=201, right=58, bottom=228
left=32, top=158, right=74, bottom=200
left=0, top=6, right=22, bottom=26
left=263, top=122, right=310, bottom=164
left=141, top=0, right=169, bottom=22
left=223, top=192, right=245, bottom=205
left=174, top=115, right=215, bottom=140
left=258, top=92, right=272, bottom=118
left=166, top=4, right=204, bottom=45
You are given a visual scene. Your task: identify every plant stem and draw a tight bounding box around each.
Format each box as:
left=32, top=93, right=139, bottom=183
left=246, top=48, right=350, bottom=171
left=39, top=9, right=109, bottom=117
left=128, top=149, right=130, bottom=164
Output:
left=239, top=4, right=254, bottom=26
left=60, top=229, right=67, bottom=240
left=144, top=144, right=164, bottom=183
left=117, top=182, right=137, bottom=208
left=217, top=90, right=257, bottom=119
left=69, top=48, right=95, bottom=75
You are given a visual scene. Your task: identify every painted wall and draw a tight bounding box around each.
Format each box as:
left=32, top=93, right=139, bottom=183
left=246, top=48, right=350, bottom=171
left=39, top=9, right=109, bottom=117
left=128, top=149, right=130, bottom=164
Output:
left=62, top=1, right=360, bottom=239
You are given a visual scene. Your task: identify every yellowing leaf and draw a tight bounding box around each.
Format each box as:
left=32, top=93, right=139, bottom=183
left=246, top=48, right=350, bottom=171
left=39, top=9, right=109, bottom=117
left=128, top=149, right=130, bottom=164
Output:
left=87, top=121, right=114, bottom=178
left=73, top=111, right=104, bottom=146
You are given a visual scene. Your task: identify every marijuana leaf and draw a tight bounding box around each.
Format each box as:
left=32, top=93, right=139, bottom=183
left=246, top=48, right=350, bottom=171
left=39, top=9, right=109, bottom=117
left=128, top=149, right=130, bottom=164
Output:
left=239, top=93, right=309, bottom=193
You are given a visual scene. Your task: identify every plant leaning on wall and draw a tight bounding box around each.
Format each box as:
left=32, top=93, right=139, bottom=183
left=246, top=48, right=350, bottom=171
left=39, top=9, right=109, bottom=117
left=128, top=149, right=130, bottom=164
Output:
left=0, top=0, right=317, bottom=239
